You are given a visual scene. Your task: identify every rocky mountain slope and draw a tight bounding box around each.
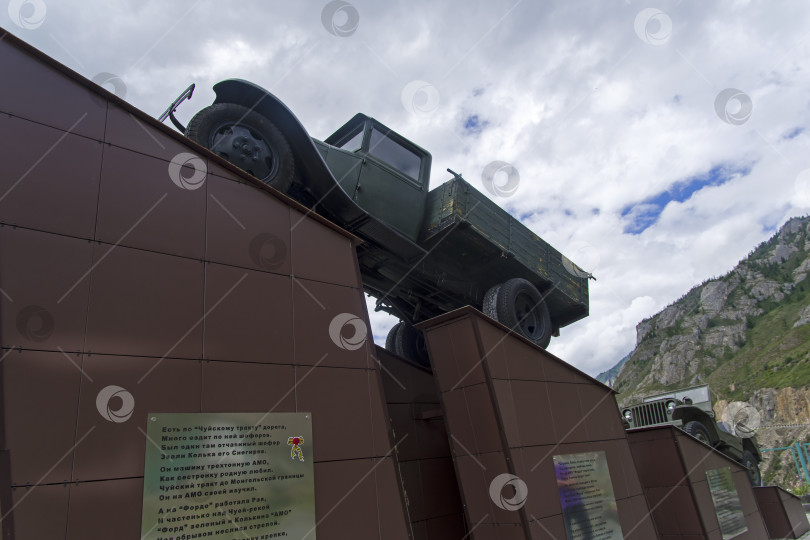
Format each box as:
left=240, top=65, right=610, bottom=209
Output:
left=611, top=215, right=810, bottom=487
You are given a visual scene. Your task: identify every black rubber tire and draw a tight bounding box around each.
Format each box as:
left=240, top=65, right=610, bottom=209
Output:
left=186, top=103, right=295, bottom=191
left=493, top=278, right=552, bottom=348
left=393, top=323, right=430, bottom=367
left=385, top=322, right=402, bottom=353
left=482, top=284, right=500, bottom=320
left=683, top=420, right=712, bottom=445
left=741, top=450, right=761, bottom=486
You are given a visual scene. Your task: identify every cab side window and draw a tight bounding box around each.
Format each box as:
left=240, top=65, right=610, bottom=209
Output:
left=367, top=128, right=422, bottom=182
left=337, top=129, right=364, bottom=152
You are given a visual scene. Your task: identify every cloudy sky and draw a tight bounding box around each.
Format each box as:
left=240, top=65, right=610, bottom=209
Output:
left=6, top=0, right=810, bottom=377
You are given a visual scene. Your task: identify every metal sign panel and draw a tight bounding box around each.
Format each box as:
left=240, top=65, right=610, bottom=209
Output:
left=141, top=412, right=315, bottom=539
left=706, top=467, right=747, bottom=540
left=553, top=451, right=624, bottom=540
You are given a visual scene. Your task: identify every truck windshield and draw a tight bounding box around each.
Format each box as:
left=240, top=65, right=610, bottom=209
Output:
left=368, top=128, right=421, bottom=181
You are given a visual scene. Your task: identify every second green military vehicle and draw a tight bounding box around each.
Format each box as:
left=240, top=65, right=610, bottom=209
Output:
left=160, top=80, right=590, bottom=366
left=621, top=385, right=762, bottom=485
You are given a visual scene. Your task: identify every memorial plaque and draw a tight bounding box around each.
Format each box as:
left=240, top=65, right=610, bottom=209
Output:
left=706, top=467, right=747, bottom=540
left=553, top=451, right=623, bottom=540
left=141, top=412, right=315, bottom=539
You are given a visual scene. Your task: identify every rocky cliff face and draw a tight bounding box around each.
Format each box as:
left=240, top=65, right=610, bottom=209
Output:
left=612, top=215, right=810, bottom=488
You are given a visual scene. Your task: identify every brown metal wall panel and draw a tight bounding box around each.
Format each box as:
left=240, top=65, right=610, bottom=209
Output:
left=0, top=227, right=92, bottom=352
left=416, top=457, right=464, bottom=519
left=0, top=38, right=106, bottom=140
left=385, top=404, right=449, bottom=462
left=72, top=356, right=201, bottom=482
left=419, top=307, right=660, bottom=539
left=0, top=29, right=410, bottom=539
left=96, top=145, right=207, bottom=259
left=312, top=459, right=380, bottom=540
left=104, top=104, right=196, bottom=163
left=201, top=361, right=295, bottom=412
left=628, top=426, right=769, bottom=539
left=374, top=457, right=412, bottom=540
left=528, top=514, right=568, bottom=539
left=66, top=478, right=143, bottom=540
left=616, top=438, right=644, bottom=497
left=2, top=351, right=80, bottom=486
left=205, top=175, right=292, bottom=275
left=778, top=487, right=810, bottom=537
left=296, top=366, right=375, bottom=462
left=578, top=383, right=627, bottom=440
left=290, top=210, right=360, bottom=288
left=202, top=263, right=293, bottom=363
left=84, top=244, right=204, bottom=359
left=0, top=115, right=102, bottom=238
left=376, top=348, right=436, bottom=405
left=754, top=485, right=810, bottom=539
left=291, top=278, right=369, bottom=369
left=0, top=450, right=13, bottom=539
left=475, top=321, right=545, bottom=382
left=376, top=346, right=466, bottom=536
left=545, top=382, right=590, bottom=444
left=510, top=446, right=562, bottom=520
left=627, top=430, right=687, bottom=488
left=492, top=379, right=557, bottom=447
left=411, top=514, right=467, bottom=540
left=9, top=484, right=69, bottom=540
left=424, top=319, right=486, bottom=392
left=368, top=370, right=395, bottom=458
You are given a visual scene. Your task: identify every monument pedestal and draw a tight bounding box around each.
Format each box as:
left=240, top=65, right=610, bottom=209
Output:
left=626, top=425, right=769, bottom=539
left=753, top=486, right=810, bottom=539
left=417, top=307, right=659, bottom=540
left=376, top=346, right=467, bottom=539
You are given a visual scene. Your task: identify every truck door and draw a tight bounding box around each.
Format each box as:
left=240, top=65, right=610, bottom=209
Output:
left=355, top=125, right=430, bottom=242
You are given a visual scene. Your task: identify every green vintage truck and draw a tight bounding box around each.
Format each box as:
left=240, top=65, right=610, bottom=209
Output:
left=160, top=80, right=590, bottom=366
left=620, top=385, right=762, bottom=486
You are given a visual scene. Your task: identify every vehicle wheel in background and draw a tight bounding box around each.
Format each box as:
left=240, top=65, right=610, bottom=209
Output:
left=385, top=322, right=402, bottom=352
left=392, top=322, right=430, bottom=367
left=186, top=103, right=295, bottom=191
left=741, top=450, right=762, bottom=486
left=683, top=420, right=712, bottom=445
left=490, top=278, right=552, bottom=348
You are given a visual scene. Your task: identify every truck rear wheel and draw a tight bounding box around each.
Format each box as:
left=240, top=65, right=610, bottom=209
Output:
left=741, top=450, right=761, bottom=486
left=489, top=278, right=552, bottom=348
left=186, top=103, right=295, bottom=191
left=482, top=284, right=500, bottom=320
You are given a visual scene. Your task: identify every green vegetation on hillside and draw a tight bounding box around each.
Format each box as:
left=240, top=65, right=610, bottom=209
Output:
left=710, top=278, right=810, bottom=402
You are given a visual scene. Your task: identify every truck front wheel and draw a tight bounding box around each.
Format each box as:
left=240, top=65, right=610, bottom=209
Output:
left=186, top=103, right=295, bottom=191
left=486, top=278, right=552, bottom=349
left=386, top=322, right=430, bottom=367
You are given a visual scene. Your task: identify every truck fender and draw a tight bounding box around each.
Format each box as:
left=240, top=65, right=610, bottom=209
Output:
left=212, top=79, right=360, bottom=217
left=211, top=79, right=426, bottom=261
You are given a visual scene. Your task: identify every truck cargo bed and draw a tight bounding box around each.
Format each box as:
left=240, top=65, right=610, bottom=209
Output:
left=422, top=177, right=589, bottom=328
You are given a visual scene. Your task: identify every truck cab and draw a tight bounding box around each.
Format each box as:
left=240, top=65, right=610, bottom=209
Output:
left=316, top=114, right=432, bottom=243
